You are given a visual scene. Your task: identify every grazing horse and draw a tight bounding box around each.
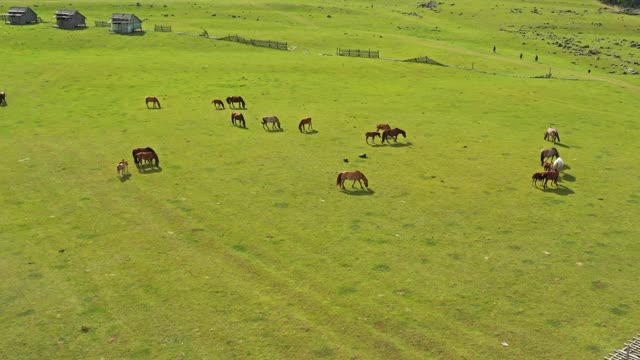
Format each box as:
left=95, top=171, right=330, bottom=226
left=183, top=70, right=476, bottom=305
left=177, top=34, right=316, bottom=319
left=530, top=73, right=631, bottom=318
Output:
left=0, top=91, right=6, bottom=106
left=231, top=112, right=246, bottom=127
left=226, top=96, right=245, bottom=109
left=365, top=131, right=381, bottom=144
left=543, top=170, right=560, bottom=189
left=376, top=123, right=391, bottom=132
left=212, top=99, right=225, bottom=109
left=336, top=170, right=369, bottom=190
left=540, top=147, right=559, bottom=166
left=262, top=116, right=281, bottom=130
left=552, top=157, right=564, bottom=172
left=531, top=172, right=545, bottom=187
left=543, top=162, right=553, bottom=171
left=544, top=128, right=560, bottom=143
left=382, top=128, right=407, bottom=143
left=136, top=152, right=157, bottom=168
left=298, top=117, right=312, bottom=132
left=132, top=147, right=159, bottom=166
left=145, top=96, right=161, bottom=109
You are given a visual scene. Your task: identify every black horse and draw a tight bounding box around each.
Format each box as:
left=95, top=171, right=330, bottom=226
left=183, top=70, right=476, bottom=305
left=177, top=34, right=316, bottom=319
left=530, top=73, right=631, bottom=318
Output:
left=0, top=91, right=6, bottom=106
left=132, top=147, right=159, bottom=167
left=226, top=96, right=245, bottom=109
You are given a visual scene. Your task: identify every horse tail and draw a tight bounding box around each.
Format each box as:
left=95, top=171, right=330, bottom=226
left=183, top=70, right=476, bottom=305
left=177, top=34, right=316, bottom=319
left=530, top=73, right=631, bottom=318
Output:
left=132, top=149, right=139, bottom=165
left=336, top=173, right=343, bottom=186
left=540, top=150, right=544, bottom=166
left=226, top=97, right=231, bottom=105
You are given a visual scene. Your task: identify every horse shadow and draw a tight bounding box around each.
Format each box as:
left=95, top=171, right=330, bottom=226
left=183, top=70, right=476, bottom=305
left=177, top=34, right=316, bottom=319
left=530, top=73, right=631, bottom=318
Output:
left=137, top=166, right=163, bottom=174
left=301, top=129, right=318, bottom=135
left=554, top=143, right=570, bottom=149
left=118, top=173, right=132, bottom=182
left=264, top=128, right=284, bottom=132
left=367, top=143, right=385, bottom=147
left=341, top=188, right=375, bottom=196
left=146, top=107, right=162, bottom=111
left=386, top=142, right=413, bottom=148
left=541, top=185, right=574, bottom=196
left=561, top=173, right=576, bottom=182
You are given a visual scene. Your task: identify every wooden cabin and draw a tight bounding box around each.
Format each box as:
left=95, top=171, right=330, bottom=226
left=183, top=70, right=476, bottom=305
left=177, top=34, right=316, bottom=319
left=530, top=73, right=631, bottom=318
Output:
left=3, top=7, right=38, bottom=25
left=110, top=13, right=142, bottom=34
left=54, top=10, right=86, bottom=29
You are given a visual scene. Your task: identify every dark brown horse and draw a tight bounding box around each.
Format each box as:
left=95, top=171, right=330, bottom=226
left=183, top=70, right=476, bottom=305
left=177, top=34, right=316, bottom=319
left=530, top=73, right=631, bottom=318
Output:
left=376, top=123, right=391, bottom=132
left=231, top=112, right=246, bottom=127
left=365, top=131, right=381, bottom=144
left=145, top=96, right=161, bottom=109
left=336, top=170, right=369, bottom=190
left=382, top=128, right=406, bottom=143
left=0, top=91, right=6, bottom=106
left=212, top=99, right=225, bottom=110
left=135, top=152, right=156, bottom=169
left=132, top=147, right=159, bottom=166
left=262, top=116, right=281, bottom=130
left=540, top=147, right=559, bottom=166
left=298, top=117, right=312, bottom=132
left=531, top=172, right=545, bottom=186
left=544, top=127, right=560, bottom=143
left=226, top=96, right=245, bottom=109
left=543, top=170, right=560, bottom=189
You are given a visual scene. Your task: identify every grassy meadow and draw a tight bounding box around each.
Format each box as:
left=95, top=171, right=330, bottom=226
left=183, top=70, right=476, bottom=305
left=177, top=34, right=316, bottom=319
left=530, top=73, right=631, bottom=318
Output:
left=1, top=0, right=639, bottom=359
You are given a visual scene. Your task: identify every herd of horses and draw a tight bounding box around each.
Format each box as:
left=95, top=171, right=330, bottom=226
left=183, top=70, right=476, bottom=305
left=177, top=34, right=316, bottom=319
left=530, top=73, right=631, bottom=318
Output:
left=135, top=96, right=565, bottom=192
left=532, top=128, right=565, bottom=189
left=365, top=123, right=407, bottom=144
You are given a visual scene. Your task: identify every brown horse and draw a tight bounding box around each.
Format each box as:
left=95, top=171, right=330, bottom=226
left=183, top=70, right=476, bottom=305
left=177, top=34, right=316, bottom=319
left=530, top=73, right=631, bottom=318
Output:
left=543, top=162, right=553, bottom=171
left=544, top=128, right=560, bottom=143
left=382, top=128, right=407, bottom=143
left=336, top=170, right=369, bottom=190
left=298, top=117, right=312, bottom=132
left=543, top=170, right=560, bottom=189
left=136, top=152, right=157, bottom=168
left=212, top=99, right=225, bottom=110
left=231, top=112, right=246, bottom=127
left=226, top=96, right=245, bottom=109
left=145, top=96, right=161, bottom=109
left=376, top=123, right=391, bottom=132
left=540, top=147, right=559, bottom=166
left=365, top=131, right=381, bottom=144
left=262, top=116, right=281, bottom=130
left=531, top=172, right=545, bottom=186
left=132, top=147, right=159, bottom=166
left=0, top=91, right=6, bottom=106
left=116, top=159, right=129, bottom=177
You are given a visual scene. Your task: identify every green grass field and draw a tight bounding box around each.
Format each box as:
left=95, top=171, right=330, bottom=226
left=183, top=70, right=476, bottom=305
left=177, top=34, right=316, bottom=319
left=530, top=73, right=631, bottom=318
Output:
left=1, top=0, right=639, bottom=359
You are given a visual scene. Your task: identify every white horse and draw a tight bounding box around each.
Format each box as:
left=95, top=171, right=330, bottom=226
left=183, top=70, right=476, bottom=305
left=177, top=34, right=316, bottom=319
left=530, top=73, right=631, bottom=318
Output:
left=552, top=157, right=564, bottom=172
left=544, top=127, right=560, bottom=143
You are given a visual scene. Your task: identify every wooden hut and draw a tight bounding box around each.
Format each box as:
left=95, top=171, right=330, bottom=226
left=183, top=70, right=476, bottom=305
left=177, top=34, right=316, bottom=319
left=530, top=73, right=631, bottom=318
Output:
left=54, top=10, right=86, bottom=29
left=110, top=13, right=142, bottom=34
left=3, top=7, right=38, bottom=25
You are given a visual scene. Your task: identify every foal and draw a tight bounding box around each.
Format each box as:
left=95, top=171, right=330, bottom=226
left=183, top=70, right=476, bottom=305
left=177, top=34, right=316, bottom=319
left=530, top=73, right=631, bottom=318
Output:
left=365, top=131, right=381, bottom=144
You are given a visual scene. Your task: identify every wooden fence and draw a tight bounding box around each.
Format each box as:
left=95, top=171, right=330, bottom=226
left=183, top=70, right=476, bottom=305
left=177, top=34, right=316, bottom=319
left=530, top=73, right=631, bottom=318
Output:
left=95, top=21, right=109, bottom=27
left=337, top=48, right=379, bottom=58
left=154, top=24, right=172, bottom=32
left=219, top=35, right=288, bottom=50
left=403, top=56, right=445, bottom=66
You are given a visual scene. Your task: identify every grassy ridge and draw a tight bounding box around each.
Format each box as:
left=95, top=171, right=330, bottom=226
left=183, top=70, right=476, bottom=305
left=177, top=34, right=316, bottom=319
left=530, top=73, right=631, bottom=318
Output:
left=1, top=0, right=639, bottom=359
